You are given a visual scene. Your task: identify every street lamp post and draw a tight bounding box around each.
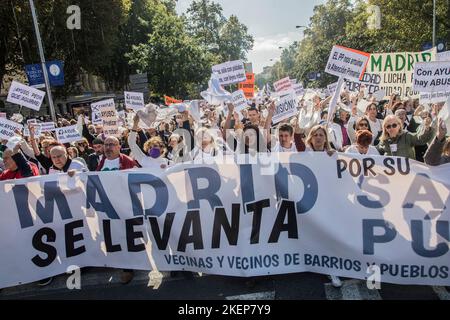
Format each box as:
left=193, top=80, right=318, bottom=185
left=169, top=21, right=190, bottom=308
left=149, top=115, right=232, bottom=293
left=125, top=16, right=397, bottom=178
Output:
left=29, top=0, right=56, bottom=122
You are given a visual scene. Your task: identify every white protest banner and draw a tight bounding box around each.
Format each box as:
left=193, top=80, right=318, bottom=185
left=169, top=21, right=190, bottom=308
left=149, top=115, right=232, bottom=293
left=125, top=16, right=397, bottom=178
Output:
left=273, top=92, right=297, bottom=124
left=273, top=77, right=294, bottom=92
left=0, top=118, right=23, bottom=141
left=40, top=122, right=56, bottom=132
left=413, top=61, right=450, bottom=93
left=56, top=125, right=82, bottom=144
left=365, top=48, right=436, bottom=99
left=231, top=90, right=248, bottom=112
left=437, top=50, right=450, bottom=62
left=419, top=91, right=450, bottom=104
left=124, top=91, right=145, bottom=110
left=344, top=73, right=381, bottom=94
left=212, top=60, right=247, bottom=85
left=325, top=45, right=370, bottom=81
left=6, top=81, right=45, bottom=111
left=0, top=153, right=449, bottom=289
left=293, top=84, right=305, bottom=97
left=0, top=113, right=6, bottom=118
left=23, top=124, right=42, bottom=138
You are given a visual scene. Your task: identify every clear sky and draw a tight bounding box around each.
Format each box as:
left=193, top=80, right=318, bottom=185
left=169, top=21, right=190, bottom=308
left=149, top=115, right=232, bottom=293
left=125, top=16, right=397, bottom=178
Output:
left=176, top=0, right=327, bottom=74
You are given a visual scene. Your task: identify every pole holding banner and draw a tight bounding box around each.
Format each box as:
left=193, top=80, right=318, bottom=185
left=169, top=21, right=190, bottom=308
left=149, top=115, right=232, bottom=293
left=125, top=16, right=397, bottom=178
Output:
left=29, top=0, right=56, bottom=123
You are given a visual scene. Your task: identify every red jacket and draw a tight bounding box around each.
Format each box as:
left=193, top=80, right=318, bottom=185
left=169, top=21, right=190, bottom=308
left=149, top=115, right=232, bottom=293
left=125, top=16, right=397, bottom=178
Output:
left=96, top=153, right=137, bottom=171
left=0, top=153, right=40, bottom=181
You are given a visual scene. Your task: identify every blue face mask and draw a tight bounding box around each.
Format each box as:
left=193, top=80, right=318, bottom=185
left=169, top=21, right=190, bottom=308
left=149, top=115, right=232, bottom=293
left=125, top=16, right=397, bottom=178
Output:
left=148, top=147, right=161, bottom=159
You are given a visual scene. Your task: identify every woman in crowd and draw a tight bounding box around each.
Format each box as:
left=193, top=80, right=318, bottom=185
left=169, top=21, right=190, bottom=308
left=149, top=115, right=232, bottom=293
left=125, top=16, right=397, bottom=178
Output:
left=376, top=115, right=434, bottom=159
left=345, top=130, right=379, bottom=155
left=128, top=115, right=170, bottom=169
left=424, top=119, right=449, bottom=166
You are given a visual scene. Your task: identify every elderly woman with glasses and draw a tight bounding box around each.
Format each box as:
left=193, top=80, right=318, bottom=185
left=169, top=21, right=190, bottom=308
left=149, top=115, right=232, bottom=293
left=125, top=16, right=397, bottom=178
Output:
left=376, top=115, right=434, bottom=159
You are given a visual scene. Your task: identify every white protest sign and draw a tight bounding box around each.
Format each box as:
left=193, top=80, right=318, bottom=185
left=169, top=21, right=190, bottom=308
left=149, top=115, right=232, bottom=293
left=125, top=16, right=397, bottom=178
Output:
left=40, top=122, right=56, bottom=132
left=212, top=60, right=247, bottom=85
left=413, top=61, right=450, bottom=93
left=124, top=91, right=145, bottom=110
left=290, top=79, right=297, bottom=84
left=437, top=50, right=450, bottom=62
left=0, top=118, right=23, bottom=141
left=56, top=125, right=82, bottom=144
left=27, top=119, right=37, bottom=125
left=6, top=81, right=46, bottom=111
left=325, top=46, right=370, bottom=81
left=92, top=111, right=103, bottom=125
left=327, top=82, right=338, bottom=95
left=419, top=91, right=450, bottom=104
left=273, top=77, right=293, bottom=92
left=91, top=98, right=115, bottom=112
left=98, top=103, right=120, bottom=138
left=231, top=90, right=248, bottom=112
left=293, top=84, right=305, bottom=97
left=23, top=124, right=42, bottom=138
left=273, top=92, right=297, bottom=124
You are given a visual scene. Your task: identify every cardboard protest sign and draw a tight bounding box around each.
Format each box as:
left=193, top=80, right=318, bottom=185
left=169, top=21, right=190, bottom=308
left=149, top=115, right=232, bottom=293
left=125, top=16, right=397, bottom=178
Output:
left=6, top=81, right=46, bottom=111
left=99, top=105, right=120, bottom=138
left=293, top=84, right=305, bottom=97
left=40, top=122, right=56, bottom=132
left=23, top=124, right=42, bottom=138
left=273, top=77, right=294, bottom=92
left=325, top=45, right=370, bottom=80
left=56, top=125, right=82, bottom=144
left=238, top=73, right=255, bottom=99
left=91, top=99, right=115, bottom=126
left=164, top=95, right=182, bottom=106
left=231, top=90, right=248, bottom=112
left=327, top=82, right=339, bottom=95
left=364, top=48, right=436, bottom=98
left=212, top=60, right=246, bottom=85
left=0, top=118, right=23, bottom=141
left=91, top=98, right=115, bottom=112
left=413, top=61, right=450, bottom=93
left=273, top=92, right=297, bottom=124
left=124, top=91, right=144, bottom=110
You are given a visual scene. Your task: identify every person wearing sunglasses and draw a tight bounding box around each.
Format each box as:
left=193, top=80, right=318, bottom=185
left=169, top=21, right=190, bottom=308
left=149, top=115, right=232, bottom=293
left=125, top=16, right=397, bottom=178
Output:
left=347, top=116, right=373, bottom=145
left=376, top=115, right=434, bottom=159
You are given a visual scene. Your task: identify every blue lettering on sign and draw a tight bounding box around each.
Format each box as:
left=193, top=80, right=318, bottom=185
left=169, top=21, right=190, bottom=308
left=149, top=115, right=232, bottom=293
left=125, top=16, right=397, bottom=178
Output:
left=128, top=174, right=168, bottom=217
left=13, top=181, right=72, bottom=229
left=274, top=163, right=318, bottom=214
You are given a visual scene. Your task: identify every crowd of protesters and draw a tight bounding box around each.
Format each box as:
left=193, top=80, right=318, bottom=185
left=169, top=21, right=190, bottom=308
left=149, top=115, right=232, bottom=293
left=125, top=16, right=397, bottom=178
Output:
left=0, top=83, right=448, bottom=287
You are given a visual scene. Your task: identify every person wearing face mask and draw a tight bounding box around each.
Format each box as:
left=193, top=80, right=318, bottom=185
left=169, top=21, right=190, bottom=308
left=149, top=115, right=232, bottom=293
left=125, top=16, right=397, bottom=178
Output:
left=128, top=115, right=169, bottom=169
